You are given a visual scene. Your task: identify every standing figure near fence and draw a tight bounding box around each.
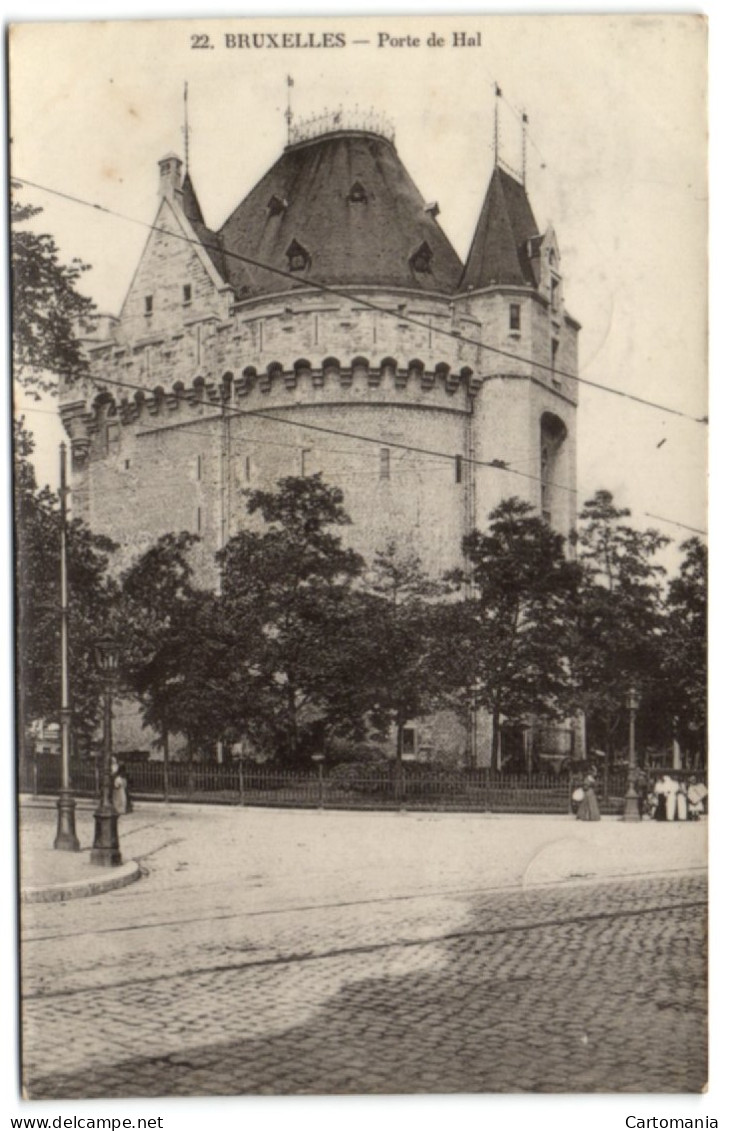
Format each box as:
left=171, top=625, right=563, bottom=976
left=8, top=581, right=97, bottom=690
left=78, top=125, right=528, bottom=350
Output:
left=687, top=776, right=708, bottom=820
left=675, top=777, right=688, bottom=821
left=112, top=763, right=129, bottom=815
left=576, top=771, right=601, bottom=821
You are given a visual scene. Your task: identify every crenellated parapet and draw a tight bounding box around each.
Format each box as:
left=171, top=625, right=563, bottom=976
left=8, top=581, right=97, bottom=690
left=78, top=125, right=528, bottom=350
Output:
left=61, top=355, right=484, bottom=461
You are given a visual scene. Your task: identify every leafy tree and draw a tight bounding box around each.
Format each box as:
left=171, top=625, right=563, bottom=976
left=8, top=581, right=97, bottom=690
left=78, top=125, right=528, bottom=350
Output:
left=454, top=497, right=580, bottom=768
left=660, top=537, right=707, bottom=766
left=14, top=421, right=117, bottom=755
left=217, top=475, right=366, bottom=763
left=356, top=542, right=450, bottom=771
left=11, top=194, right=96, bottom=396
left=119, top=533, right=228, bottom=786
left=573, top=490, right=670, bottom=760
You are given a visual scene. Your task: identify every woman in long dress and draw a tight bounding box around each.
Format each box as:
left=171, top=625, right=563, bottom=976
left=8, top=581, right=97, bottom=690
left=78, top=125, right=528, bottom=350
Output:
left=576, top=773, right=601, bottom=821
left=112, top=766, right=129, bottom=815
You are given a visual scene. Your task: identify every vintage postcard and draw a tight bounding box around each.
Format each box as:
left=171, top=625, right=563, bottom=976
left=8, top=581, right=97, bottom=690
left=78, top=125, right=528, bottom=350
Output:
left=8, top=11, right=710, bottom=1120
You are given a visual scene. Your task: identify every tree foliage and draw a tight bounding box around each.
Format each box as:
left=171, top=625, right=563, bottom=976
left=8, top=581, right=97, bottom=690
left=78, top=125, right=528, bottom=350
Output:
left=11, top=195, right=96, bottom=396
left=572, top=490, right=670, bottom=758
left=14, top=421, right=117, bottom=750
left=660, top=537, right=707, bottom=761
left=356, top=542, right=451, bottom=761
left=453, top=497, right=580, bottom=763
left=217, top=475, right=367, bottom=763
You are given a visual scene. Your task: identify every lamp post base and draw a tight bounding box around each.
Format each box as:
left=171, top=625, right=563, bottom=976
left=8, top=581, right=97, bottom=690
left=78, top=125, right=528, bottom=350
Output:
left=90, top=808, right=122, bottom=866
left=623, top=789, right=642, bottom=822
left=54, top=791, right=80, bottom=851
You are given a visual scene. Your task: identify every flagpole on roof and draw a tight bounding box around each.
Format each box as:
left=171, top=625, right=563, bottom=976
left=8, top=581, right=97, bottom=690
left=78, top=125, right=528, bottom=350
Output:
left=494, top=82, right=502, bottom=167
left=522, top=110, right=528, bottom=186
left=285, top=75, right=294, bottom=144
left=183, top=82, right=190, bottom=176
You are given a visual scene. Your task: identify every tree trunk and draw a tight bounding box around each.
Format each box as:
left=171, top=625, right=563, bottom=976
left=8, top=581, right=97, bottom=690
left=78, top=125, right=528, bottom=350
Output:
left=287, top=684, right=298, bottom=763
left=491, top=705, right=501, bottom=772
left=162, top=722, right=170, bottom=803
left=395, top=713, right=405, bottom=802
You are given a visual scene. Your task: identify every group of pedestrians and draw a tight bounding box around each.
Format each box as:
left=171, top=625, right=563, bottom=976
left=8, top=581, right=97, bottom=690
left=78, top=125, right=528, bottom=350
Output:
left=643, top=773, right=707, bottom=822
left=571, top=765, right=708, bottom=822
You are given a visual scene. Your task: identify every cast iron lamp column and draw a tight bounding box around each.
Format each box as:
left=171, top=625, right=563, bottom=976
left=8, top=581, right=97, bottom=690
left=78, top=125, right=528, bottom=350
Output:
left=90, top=637, right=122, bottom=866
left=54, top=443, right=80, bottom=850
left=623, top=685, right=641, bottom=822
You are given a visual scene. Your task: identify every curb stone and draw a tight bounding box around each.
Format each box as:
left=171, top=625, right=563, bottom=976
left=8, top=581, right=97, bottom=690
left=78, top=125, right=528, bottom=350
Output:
left=21, top=860, right=142, bottom=904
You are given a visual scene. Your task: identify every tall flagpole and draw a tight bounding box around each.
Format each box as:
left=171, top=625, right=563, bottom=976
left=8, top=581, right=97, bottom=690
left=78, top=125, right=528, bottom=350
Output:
left=522, top=111, right=529, bottom=186
left=285, top=75, right=294, bottom=144
left=54, top=442, right=79, bottom=851
left=494, top=82, right=502, bottom=166
left=183, top=81, right=190, bottom=174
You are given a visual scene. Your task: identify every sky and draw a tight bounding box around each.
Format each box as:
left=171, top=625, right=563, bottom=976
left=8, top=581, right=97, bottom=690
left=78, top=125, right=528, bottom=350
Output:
left=8, top=13, right=709, bottom=563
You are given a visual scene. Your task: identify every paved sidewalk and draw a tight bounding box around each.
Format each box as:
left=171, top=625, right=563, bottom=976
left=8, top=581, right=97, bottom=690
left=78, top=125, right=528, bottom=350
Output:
left=20, top=792, right=708, bottom=905
left=19, top=797, right=141, bottom=902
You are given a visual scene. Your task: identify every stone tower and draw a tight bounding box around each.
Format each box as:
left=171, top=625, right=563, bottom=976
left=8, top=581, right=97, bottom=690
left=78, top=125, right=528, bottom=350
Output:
left=60, top=110, right=580, bottom=759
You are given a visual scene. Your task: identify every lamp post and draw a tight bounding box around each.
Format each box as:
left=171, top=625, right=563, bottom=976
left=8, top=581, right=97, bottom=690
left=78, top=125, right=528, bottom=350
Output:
left=90, top=637, right=123, bottom=866
left=623, top=685, right=641, bottom=822
left=54, top=443, right=80, bottom=851
left=312, top=753, right=325, bottom=808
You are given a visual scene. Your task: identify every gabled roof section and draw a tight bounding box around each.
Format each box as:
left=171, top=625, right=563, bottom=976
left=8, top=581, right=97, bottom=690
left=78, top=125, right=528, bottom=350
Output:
left=459, top=166, right=541, bottom=292
left=180, top=173, right=229, bottom=283
left=218, top=130, right=463, bottom=299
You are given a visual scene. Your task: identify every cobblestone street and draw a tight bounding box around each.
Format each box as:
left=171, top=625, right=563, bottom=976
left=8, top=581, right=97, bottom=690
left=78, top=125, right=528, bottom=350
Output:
left=20, top=804, right=708, bottom=1099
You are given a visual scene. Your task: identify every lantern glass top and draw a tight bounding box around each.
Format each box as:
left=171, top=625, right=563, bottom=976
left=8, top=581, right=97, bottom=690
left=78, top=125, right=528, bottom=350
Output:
left=94, top=637, right=120, bottom=673
left=625, top=687, right=640, bottom=712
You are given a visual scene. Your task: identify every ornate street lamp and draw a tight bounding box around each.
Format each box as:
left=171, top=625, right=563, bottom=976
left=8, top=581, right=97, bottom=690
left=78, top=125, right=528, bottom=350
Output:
left=90, top=636, right=123, bottom=866
left=623, top=685, right=641, bottom=822
left=54, top=443, right=80, bottom=851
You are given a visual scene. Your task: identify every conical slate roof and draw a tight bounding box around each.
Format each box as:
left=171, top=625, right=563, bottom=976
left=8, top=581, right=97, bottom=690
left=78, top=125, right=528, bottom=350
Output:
left=460, top=166, right=540, bottom=292
left=180, top=174, right=229, bottom=283
left=218, top=129, right=463, bottom=299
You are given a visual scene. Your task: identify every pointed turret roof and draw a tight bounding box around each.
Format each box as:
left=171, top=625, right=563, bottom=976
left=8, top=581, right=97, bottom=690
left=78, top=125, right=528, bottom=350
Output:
left=180, top=173, right=229, bottom=283
left=459, top=166, right=540, bottom=292
left=218, top=129, right=463, bottom=299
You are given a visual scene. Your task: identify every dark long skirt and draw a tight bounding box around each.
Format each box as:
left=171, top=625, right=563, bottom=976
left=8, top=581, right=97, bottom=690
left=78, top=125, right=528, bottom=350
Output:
left=576, top=788, right=601, bottom=821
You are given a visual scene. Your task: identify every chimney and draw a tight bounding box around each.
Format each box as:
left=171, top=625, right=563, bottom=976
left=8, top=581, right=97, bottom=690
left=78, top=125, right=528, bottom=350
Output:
left=158, top=152, right=183, bottom=199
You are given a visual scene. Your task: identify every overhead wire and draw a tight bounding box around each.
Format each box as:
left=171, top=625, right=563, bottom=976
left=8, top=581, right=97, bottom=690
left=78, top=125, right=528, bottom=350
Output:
left=12, top=173, right=708, bottom=426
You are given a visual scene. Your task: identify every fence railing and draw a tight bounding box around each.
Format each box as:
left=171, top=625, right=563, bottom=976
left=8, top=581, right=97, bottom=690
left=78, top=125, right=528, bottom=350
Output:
left=19, top=754, right=631, bottom=815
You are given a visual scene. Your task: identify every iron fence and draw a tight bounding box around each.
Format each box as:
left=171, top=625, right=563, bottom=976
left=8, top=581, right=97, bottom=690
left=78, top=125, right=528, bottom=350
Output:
left=19, top=754, right=631, bottom=815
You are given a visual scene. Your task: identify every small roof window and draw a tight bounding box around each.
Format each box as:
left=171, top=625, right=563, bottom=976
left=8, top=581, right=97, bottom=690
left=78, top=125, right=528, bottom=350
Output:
left=410, top=241, right=433, bottom=274
left=347, top=181, right=368, bottom=204
left=286, top=239, right=311, bottom=273
left=267, top=194, right=288, bottom=216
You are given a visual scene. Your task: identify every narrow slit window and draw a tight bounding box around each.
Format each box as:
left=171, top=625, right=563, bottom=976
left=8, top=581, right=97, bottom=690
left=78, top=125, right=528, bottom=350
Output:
left=509, top=304, right=521, bottom=331
left=244, top=456, right=251, bottom=483
left=455, top=455, right=463, bottom=484
left=380, top=448, right=390, bottom=481
left=144, top=295, right=153, bottom=314
left=551, top=339, right=560, bottom=383
left=183, top=284, right=192, bottom=304
left=196, top=455, right=202, bottom=480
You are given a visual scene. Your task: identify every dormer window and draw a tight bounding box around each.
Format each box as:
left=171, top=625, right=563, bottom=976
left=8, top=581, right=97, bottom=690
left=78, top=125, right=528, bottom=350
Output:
left=424, top=201, right=440, bottom=219
left=286, top=239, right=310, bottom=273
left=268, top=194, right=288, bottom=216
left=144, top=295, right=153, bottom=315
left=410, top=241, right=433, bottom=274
left=347, top=181, right=368, bottom=204
left=550, top=275, right=560, bottom=309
